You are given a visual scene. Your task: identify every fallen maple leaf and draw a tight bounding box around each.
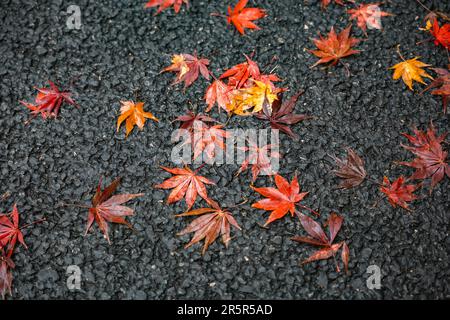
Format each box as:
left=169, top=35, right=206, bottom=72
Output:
left=224, top=0, right=266, bottom=35
left=173, top=110, right=217, bottom=132
left=176, top=200, right=241, bottom=254
left=192, top=123, right=229, bottom=160
left=20, top=81, right=75, bottom=120
left=389, top=47, right=433, bottom=91
left=309, top=25, right=360, bottom=71
left=219, top=54, right=261, bottom=89
left=161, top=53, right=210, bottom=88
left=0, top=248, right=14, bottom=300
left=331, top=148, right=367, bottom=189
left=145, top=0, right=188, bottom=15
left=235, top=138, right=281, bottom=182
left=85, top=177, right=143, bottom=244
left=155, top=165, right=215, bottom=209
left=252, top=174, right=317, bottom=226
left=204, top=79, right=233, bottom=113
left=116, top=101, right=159, bottom=137
left=380, top=176, right=419, bottom=211
left=292, top=212, right=349, bottom=273
left=428, top=19, right=450, bottom=49
left=254, top=90, right=311, bottom=140
left=347, top=3, right=392, bottom=35
left=321, top=0, right=354, bottom=9
left=227, top=80, right=280, bottom=115
left=0, top=205, right=26, bottom=258
left=422, top=67, right=450, bottom=114
left=399, top=124, right=449, bottom=192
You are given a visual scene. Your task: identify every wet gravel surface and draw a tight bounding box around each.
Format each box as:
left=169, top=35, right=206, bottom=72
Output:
left=0, top=0, right=449, bottom=299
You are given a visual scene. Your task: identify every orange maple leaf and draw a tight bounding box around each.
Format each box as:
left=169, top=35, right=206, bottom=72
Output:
left=225, top=0, right=266, bottom=35
left=116, top=101, right=159, bottom=137
left=309, top=26, right=360, bottom=69
left=251, top=174, right=316, bottom=226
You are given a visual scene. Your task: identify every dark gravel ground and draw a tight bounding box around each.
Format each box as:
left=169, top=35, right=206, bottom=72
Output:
left=0, top=0, right=449, bottom=300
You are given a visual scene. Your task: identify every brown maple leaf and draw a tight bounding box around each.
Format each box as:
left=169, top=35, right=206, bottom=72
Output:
left=380, top=176, right=419, bottom=211
left=292, top=212, right=349, bottom=273
left=20, top=81, right=76, bottom=121
left=173, top=110, right=218, bottom=132
left=144, top=0, right=189, bottom=15
left=252, top=174, right=317, bottom=226
left=0, top=248, right=14, bottom=299
left=225, top=0, right=266, bottom=35
left=422, top=67, right=450, bottom=114
left=331, top=148, right=367, bottom=189
left=254, top=90, right=311, bottom=140
left=116, top=101, right=159, bottom=137
left=155, top=165, right=215, bottom=209
left=347, top=3, right=393, bottom=35
left=161, top=53, right=210, bottom=88
left=85, top=177, right=144, bottom=244
left=176, top=200, right=241, bottom=254
left=309, top=25, right=360, bottom=72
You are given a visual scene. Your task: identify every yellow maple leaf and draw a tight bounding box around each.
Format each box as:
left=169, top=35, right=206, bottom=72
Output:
left=161, top=54, right=189, bottom=80
left=390, top=56, right=433, bottom=91
left=227, top=80, right=279, bottom=115
left=117, top=101, right=159, bottom=137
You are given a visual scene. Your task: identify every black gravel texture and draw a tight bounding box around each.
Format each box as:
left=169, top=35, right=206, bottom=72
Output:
left=0, top=0, right=449, bottom=300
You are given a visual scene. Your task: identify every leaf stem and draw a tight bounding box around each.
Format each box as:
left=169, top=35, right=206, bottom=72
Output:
left=297, top=204, right=320, bottom=216
left=20, top=217, right=46, bottom=230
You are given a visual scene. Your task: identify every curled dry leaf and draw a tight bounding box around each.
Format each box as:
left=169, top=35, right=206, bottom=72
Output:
left=380, top=176, right=419, bottom=211
left=176, top=200, right=241, bottom=255
left=309, top=25, right=360, bottom=68
left=155, top=166, right=215, bottom=209
left=161, top=53, right=210, bottom=88
left=254, top=90, right=311, bottom=140
left=144, top=0, right=189, bottom=15
left=347, top=3, right=392, bottom=35
left=422, top=67, right=450, bottom=114
left=85, top=177, right=144, bottom=244
left=331, top=148, right=367, bottom=189
left=252, top=174, right=315, bottom=226
left=0, top=248, right=14, bottom=300
left=20, top=81, right=75, bottom=120
left=116, top=101, right=159, bottom=137
left=292, top=212, right=349, bottom=273
left=225, top=0, right=266, bottom=35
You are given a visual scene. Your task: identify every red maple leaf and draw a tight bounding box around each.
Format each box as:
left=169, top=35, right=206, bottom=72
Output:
left=161, top=53, right=210, bottom=88
left=176, top=199, right=241, bottom=254
left=144, top=0, right=189, bottom=15
left=399, top=124, right=449, bottom=192
left=422, top=67, right=450, bottom=114
left=235, top=138, right=281, bottom=182
left=225, top=0, right=266, bottom=35
left=173, top=110, right=218, bottom=132
left=20, top=81, right=75, bottom=120
left=252, top=174, right=317, bottom=226
left=429, top=19, right=450, bottom=49
left=192, top=123, right=229, bottom=161
left=0, top=248, right=14, bottom=300
left=292, top=212, right=349, bottom=273
left=155, top=165, right=215, bottom=209
left=85, top=177, right=144, bottom=244
left=380, top=176, right=419, bottom=211
left=347, top=3, right=392, bottom=35
left=204, top=79, right=233, bottom=112
left=219, top=54, right=261, bottom=89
